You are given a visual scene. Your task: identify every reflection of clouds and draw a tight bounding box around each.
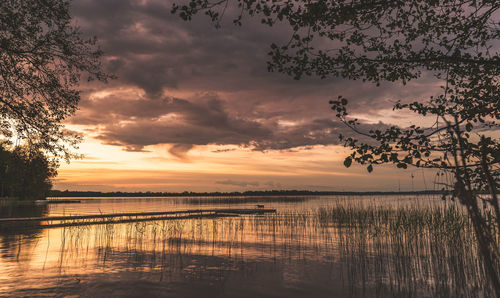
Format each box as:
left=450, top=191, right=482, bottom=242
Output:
left=3, top=203, right=487, bottom=297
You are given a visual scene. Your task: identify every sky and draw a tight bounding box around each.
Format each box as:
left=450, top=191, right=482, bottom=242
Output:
left=54, top=0, right=444, bottom=192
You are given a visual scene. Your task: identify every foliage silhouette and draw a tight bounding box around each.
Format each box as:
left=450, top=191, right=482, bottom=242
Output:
left=0, top=0, right=109, bottom=159
left=0, top=142, right=56, bottom=200
left=172, top=0, right=499, bottom=292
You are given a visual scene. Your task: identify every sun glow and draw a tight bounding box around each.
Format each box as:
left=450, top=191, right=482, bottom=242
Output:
left=54, top=137, right=423, bottom=192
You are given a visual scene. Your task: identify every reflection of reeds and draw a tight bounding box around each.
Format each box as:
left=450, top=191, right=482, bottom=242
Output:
left=306, top=205, right=491, bottom=297
left=0, top=208, right=274, bottom=229
left=43, top=202, right=498, bottom=297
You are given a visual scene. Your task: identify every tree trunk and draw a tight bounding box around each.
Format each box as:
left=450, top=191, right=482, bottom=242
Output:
left=456, top=178, right=500, bottom=296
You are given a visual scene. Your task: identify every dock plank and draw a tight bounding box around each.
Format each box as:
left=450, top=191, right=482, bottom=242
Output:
left=0, top=208, right=276, bottom=223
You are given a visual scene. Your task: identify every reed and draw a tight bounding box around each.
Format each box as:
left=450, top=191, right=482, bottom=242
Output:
left=3, top=198, right=496, bottom=297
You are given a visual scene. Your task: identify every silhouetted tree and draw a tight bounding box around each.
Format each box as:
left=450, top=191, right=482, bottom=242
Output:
left=0, top=141, right=10, bottom=197
left=14, top=147, right=56, bottom=199
left=0, top=0, right=109, bottom=159
left=172, top=0, right=499, bottom=291
left=0, top=142, right=56, bottom=200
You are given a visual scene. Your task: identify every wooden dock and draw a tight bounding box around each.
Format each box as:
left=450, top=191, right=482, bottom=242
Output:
left=35, top=199, right=82, bottom=205
left=0, top=208, right=276, bottom=228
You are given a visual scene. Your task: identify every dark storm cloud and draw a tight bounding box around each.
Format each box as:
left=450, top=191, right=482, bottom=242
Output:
left=75, top=93, right=270, bottom=151
left=71, top=0, right=365, bottom=96
left=69, top=0, right=428, bottom=152
left=72, top=92, right=388, bottom=153
left=71, top=0, right=296, bottom=95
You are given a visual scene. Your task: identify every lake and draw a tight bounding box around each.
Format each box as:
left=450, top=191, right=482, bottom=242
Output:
left=0, top=195, right=495, bottom=297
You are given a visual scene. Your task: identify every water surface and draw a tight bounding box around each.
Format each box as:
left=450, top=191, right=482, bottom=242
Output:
left=0, top=195, right=491, bottom=297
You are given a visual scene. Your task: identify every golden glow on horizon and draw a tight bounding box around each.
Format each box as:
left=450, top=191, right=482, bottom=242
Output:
left=55, top=137, right=428, bottom=192
left=56, top=83, right=440, bottom=193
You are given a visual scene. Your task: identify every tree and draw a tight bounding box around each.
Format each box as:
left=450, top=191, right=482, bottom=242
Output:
left=0, top=141, right=10, bottom=197
left=0, top=0, right=109, bottom=159
left=0, top=142, right=57, bottom=200
left=172, top=0, right=500, bottom=292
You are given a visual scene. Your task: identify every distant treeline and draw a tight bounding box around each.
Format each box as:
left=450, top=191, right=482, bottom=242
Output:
left=0, top=143, right=57, bottom=200
left=50, top=189, right=448, bottom=197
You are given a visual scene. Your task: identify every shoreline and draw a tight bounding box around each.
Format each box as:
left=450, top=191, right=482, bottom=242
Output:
left=50, top=189, right=451, bottom=198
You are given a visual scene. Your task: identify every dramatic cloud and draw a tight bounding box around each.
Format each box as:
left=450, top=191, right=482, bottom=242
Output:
left=68, top=0, right=442, bottom=155
left=48, top=0, right=456, bottom=192
left=70, top=90, right=393, bottom=154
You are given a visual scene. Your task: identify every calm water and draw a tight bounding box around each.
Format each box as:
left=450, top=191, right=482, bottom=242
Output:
left=0, top=195, right=492, bottom=297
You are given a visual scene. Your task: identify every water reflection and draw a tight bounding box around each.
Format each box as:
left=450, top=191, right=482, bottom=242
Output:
left=0, top=197, right=495, bottom=297
left=0, top=200, right=47, bottom=273
left=0, top=199, right=48, bottom=219
left=9, top=194, right=446, bottom=217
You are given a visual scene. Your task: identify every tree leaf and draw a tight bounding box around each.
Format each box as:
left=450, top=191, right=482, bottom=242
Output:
left=343, top=157, right=352, bottom=168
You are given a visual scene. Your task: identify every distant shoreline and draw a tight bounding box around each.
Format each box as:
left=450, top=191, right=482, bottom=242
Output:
left=49, top=189, right=450, bottom=198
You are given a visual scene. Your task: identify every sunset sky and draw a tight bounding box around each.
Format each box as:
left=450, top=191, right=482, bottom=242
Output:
left=55, top=0, right=444, bottom=192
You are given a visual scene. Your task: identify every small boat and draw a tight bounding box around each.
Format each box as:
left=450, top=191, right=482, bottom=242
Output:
left=256, top=204, right=265, bottom=208
left=34, top=200, right=48, bottom=205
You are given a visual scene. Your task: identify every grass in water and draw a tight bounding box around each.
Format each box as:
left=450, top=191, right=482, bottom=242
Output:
left=6, top=200, right=497, bottom=297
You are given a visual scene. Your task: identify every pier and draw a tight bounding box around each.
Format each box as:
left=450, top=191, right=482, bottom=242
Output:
left=0, top=208, right=276, bottom=228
